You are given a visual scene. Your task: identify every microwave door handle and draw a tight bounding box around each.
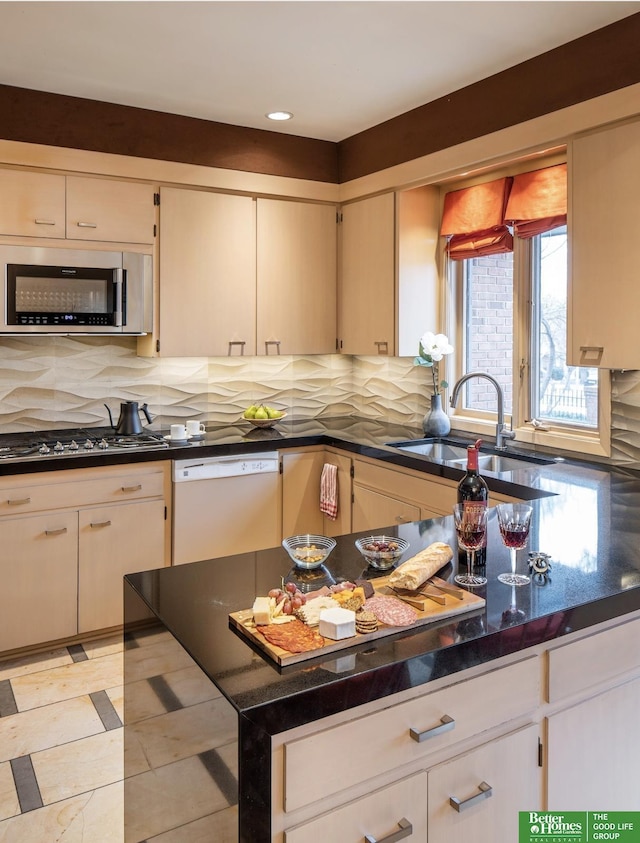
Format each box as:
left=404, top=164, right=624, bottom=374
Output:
left=114, top=269, right=123, bottom=327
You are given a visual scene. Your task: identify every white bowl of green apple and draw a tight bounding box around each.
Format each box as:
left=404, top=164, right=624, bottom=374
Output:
left=242, top=404, right=287, bottom=427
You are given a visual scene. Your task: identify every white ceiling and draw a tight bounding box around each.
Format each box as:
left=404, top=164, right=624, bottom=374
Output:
left=1, top=1, right=639, bottom=142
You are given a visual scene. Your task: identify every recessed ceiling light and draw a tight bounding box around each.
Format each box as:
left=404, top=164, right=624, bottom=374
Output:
left=266, top=111, right=293, bottom=122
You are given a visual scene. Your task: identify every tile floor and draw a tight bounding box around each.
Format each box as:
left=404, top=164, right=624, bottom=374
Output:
left=0, top=632, right=239, bottom=842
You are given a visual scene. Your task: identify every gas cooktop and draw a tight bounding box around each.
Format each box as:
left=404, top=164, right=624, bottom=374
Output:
left=0, top=427, right=169, bottom=463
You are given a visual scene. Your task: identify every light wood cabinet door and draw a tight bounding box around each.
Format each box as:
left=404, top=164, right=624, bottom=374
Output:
left=66, top=176, right=156, bottom=244
left=338, top=192, right=395, bottom=355
left=158, top=187, right=256, bottom=357
left=569, top=120, right=640, bottom=369
left=78, top=499, right=165, bottom=632
left=257, top=199, right=337, bottom=355
left=428, top=725, right=541, bottom=843
left=0, top=511, right=78, bottom=652
left=547, top=676, right=640, bottom=810
left=0, top=169, right=66, bottom=238
left=352, top=484, right=420, bottom=533
left=282, top=450, right=351, bottom=538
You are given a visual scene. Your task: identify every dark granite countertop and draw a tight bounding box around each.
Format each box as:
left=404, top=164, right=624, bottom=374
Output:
left=123, top=416, right=640, bottom=736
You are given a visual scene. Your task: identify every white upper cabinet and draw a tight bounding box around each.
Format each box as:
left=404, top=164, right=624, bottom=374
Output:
left=569, top=119, right=640, bottom=369
left=257, top=198, right=337, bottom=355
left=158, top=186, right=256, bottom=357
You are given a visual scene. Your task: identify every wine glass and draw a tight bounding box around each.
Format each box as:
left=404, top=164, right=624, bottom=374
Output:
left=496, top=503, right=533, bottom=586
left=453, top=503, right=488, bottom=587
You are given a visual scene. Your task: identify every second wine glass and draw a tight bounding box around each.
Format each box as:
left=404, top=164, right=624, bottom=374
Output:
left=453, top=503, right=488, bottom=587
left=496, top=503, right=533, bottom=586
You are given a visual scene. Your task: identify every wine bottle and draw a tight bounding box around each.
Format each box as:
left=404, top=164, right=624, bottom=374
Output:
left=457, top=438, right=489, bottom=567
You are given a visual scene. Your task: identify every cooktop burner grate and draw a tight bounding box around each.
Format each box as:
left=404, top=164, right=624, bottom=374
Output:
left=0, top=427, right=169, bottom=462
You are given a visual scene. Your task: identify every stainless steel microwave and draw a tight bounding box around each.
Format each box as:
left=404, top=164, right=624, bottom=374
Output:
left=0, top=245, right=152, bottom=334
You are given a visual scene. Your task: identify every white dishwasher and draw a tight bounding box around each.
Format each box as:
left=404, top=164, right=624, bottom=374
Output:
left=172, top=451, right=281, bottom=565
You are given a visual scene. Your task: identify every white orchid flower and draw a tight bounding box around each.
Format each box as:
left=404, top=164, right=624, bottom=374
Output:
left=419, top=332, right=454, bottom=362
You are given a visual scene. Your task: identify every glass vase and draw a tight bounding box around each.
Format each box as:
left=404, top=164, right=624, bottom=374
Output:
left=423, top=393, right=451, bottom=436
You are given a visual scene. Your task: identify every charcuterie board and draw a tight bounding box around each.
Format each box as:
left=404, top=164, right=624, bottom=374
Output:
left=228, top=574, right=485, bottom=667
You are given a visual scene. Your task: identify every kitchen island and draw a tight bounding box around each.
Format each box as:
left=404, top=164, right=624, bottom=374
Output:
left=123, top=447, right=640, bottom=842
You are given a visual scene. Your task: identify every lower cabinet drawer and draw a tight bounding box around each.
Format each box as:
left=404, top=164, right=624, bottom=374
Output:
left=283, top=656, right=540, bottom=812
left=547, top=616, right=640, bottom=702
left=284, top=771, right=427, bottom=843
left=427, top=724, right=540, bottom=843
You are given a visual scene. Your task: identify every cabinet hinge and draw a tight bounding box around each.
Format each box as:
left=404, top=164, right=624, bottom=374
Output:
left=154, top=193, right=160, bottom=206
left=336, top=211, right=343, bottom=224
left=538, top=738, right=543, bottom=767
left=156, top=339, right=160, bottom=353
left=350, top=465, right=355, bottom=478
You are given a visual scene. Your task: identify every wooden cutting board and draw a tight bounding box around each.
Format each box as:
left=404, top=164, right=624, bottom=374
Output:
left=228, top=575, right=485, bottom=667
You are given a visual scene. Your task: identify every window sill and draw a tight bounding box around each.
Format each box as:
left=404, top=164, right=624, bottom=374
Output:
left=449, top=413, right=610, bottom=459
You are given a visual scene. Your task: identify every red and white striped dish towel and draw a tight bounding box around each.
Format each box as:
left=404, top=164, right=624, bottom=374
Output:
left=320, top=463, right=339, bottom=520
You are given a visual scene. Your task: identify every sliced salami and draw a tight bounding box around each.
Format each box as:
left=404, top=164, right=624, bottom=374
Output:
left=257, top=619, right=325, bottom=653
left=364, top=595, right=418, bottom=627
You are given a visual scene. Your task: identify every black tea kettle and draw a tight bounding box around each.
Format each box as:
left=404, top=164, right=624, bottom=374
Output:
left=105, top=401, right=154, bottom=436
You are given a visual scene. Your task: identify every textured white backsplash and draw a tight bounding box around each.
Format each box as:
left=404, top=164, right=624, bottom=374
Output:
left=0, top=337, right=636, bottom=467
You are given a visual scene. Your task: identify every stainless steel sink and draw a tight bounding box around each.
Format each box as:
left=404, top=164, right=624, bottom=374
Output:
left=387, top=440, right=469, bottom=461
left=387, top=438, right=555, bottom=473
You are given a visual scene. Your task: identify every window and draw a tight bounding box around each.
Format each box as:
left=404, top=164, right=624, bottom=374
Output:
left=450, top=221, right=607, bottom=450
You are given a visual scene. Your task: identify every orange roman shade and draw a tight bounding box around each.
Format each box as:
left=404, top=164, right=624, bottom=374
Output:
left=440, top=176, right=513, bottom=259
left=504, top=163, right=567, bottom=238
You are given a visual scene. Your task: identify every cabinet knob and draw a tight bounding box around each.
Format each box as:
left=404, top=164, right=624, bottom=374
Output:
left=364, top=817, right=413, bottom=843
left=449, top=781, right=493, bottom=812
left=409, top=714, right=455, bottom=742
left=45, top=527, right=68, bottom=536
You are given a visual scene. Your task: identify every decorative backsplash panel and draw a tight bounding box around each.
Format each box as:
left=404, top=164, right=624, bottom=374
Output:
left=1, top=337, right=637, bottom=469
left=0, top=337, right=427, bottom=434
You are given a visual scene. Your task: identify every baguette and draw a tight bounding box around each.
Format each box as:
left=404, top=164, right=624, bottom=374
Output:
left=388, top=542, right=453, bottom=591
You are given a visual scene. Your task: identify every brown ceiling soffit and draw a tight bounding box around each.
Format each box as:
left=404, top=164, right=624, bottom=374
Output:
left=338, top=12, right=640, bottom=184
left=0, top=85, right=339, bottom=184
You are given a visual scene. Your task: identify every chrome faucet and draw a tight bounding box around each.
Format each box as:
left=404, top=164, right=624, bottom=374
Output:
left=449, top=371, right=516, bottom=450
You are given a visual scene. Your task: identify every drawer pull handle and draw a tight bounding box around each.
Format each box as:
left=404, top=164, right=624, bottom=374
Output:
left=449, top=781, right=493, bottom=813
left=364, top=817, right=412, bottom=843
left=374, top=340, right=389, bottom=355
left=45, top=527, right=68, bottom=536
left=410, top=714, right=455, bottom=742
left=76, top=221, right=98, bottom=228
left=121, top=484, right=142, bottom=493
left=7, top=497, right=31, bottom=506
left=34, top=218, right=57, bottom=226
left=265, top=340, right=281, bottom=355
left=90, top=520, right=112, bottom=529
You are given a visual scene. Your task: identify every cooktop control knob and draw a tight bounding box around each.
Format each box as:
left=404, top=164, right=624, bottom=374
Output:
left=68, top=440, right=79, bottom=451
left=84, top=439, right=94, bottom=450
left=38, top=443, right=51, bottom=455
left=53, top=441, right=65, bottom=452
left=98, top=438, right=109, bottom=450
